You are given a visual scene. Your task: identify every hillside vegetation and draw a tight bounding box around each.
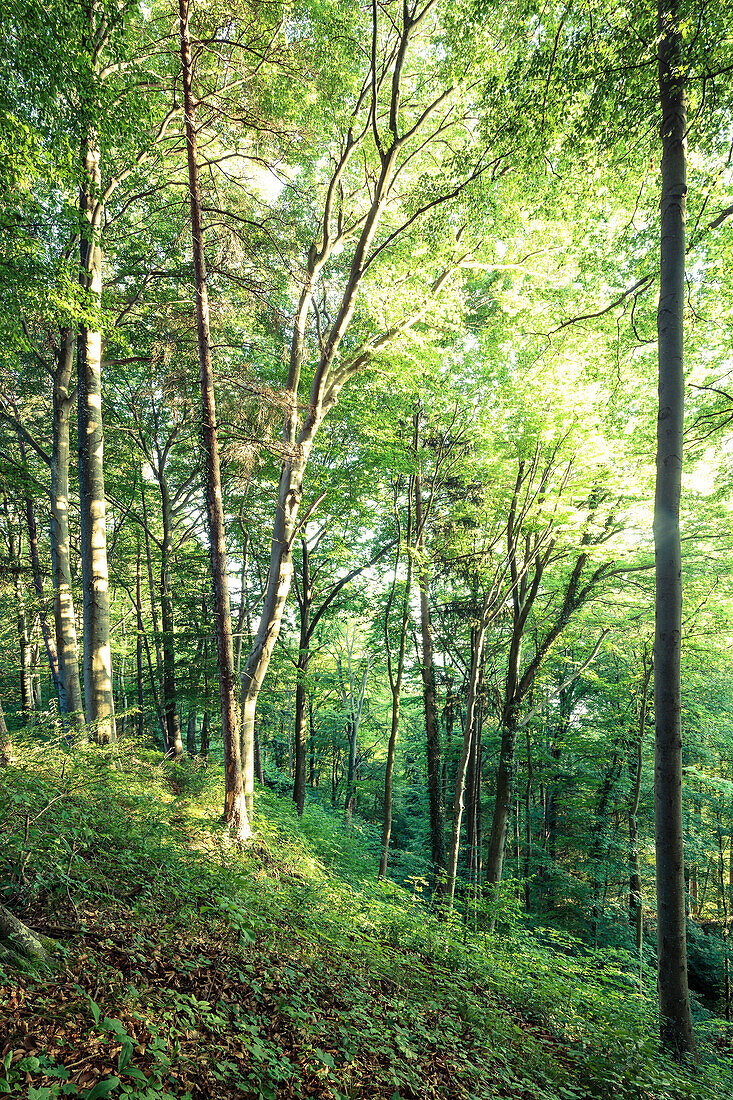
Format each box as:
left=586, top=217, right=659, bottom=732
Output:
left=0, top=736, right=731, bottom=1100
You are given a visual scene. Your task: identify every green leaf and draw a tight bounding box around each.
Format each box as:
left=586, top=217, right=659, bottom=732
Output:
left=0, top=1082, right=12, bottom=1095
left=121, top=1066, right=147, bottom=1083
left=117, top=1041, right=133, bottom=1072
left=82, top=1079, right=120, bottom=1099
left=315, top=1048, right=335, bottom=1068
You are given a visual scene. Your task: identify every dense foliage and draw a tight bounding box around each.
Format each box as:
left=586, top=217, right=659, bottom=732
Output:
left=2, top=0, right=733, bottom=1090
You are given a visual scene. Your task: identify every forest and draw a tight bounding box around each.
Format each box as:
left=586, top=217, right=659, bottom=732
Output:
left=2, top=0, right=733, bottom=1096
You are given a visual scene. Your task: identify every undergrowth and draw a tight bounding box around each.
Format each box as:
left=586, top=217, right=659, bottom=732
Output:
left=0, top=732, right=731, bottom=1100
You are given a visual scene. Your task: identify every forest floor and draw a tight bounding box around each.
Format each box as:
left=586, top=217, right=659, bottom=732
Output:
left=0, top=738, right=731, bottom=1100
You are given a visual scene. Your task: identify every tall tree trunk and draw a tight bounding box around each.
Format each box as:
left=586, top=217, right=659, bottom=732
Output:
left=23, top=492, right=59, bottom=691
left=486, top=705, right=519, bottom=891
left=629, top=654, right=652, bottom=955
left=141, top=480, right=165, bottom=746
left=77, top=62, right=114, bottom=743
left=8, top=522, right=33, bottom=718
left=415, top=472, right=446, bottom=892
left=654, top=0, right=694, bottom=1057
left=293, top=540, right=311, bottom=816
left=135, top=538, right=145, bottom=736
left=201, top=634, right=211, bottom=761
left=51, top=329, right=84, bottom=728
left=159, top=472, right=183, bottom=757
left=523, top=726, right=533, bottom=912
left=379, top=493, right=413, bottom=880
left=179, top=0, right=250, bottom=840
left=78, top=105, right=114, bottom=743
left=446, top=620, right=487, bottom=903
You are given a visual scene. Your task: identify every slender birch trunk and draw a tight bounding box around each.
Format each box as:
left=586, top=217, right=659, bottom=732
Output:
left=179, top=0, right=250, bottom=840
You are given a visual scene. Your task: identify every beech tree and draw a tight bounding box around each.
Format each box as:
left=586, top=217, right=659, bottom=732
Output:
left=653, top=0, right=694, bottom=1057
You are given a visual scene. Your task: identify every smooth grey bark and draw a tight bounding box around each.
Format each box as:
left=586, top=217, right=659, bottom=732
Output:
left=179, top=0, right=250, bottom=840
left=654, top=0, right=695, bottom=1056
left=51, top=329, right=84, bottom=727
left=77, top=106, right=115, bottom=743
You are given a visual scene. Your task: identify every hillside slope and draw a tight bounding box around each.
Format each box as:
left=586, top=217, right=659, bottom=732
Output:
left=0, top=738, right=730, bottom=1100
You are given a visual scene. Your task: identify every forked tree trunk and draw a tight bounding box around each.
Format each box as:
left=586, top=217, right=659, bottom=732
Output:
left=654, top=0, right=695, bottom=1057
left=179, top=0, right=250, bottom=840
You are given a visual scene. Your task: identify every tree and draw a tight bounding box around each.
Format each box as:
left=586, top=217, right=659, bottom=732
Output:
left=179, top=0, right=250, bottom=840
left=653, top=0, right=694, bottom=1056
left=238, top=0, right=501, bottom=821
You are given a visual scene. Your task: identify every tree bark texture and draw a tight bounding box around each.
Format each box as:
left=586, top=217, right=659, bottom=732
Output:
left=51, top=330, right=84, bottom=727
left=7, top=520, right=33, bottom=718
left=629, top=654, right=652, bottom=954
left=415, top=473, right=446, bottom=889
left=179, top=0, right=250, bottom=840
left=446, top=620, right=487, bottom=903
left=159, top=471, right=183, bottom=757
left=23, top=491, right=59, bottom=692
left=654, top=0, right=695, bottom=1056
left=292, top=540, right=311, bottom=816
left=0, top=701, right=13, bottom=766
left=77, top=110, right=115, bottom=743
left=379, top=490, right=413, bottom=881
